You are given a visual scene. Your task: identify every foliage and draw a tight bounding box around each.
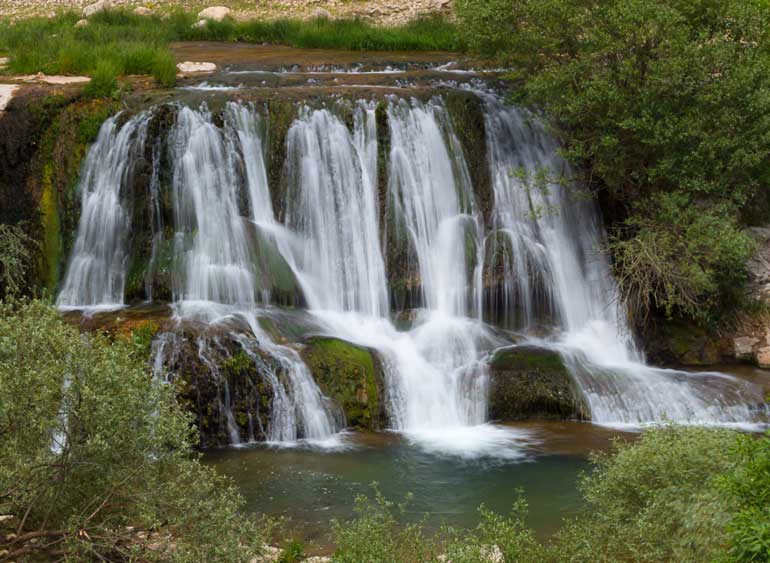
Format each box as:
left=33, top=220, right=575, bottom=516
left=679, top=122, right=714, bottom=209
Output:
left=0, top=223, right=36, bottom=299
left=330, top=488, right=434, bottom=562
left=549, top=425, right=740, bottom=562
left=176, top=12, right=460, bottom=51
left=721, top=431, right=770, bottom=562
left=0, top=12, right=176, bottom=88
left=440, top=499, right=544, bottom=563
left=83, top=60, right=119, bottom=98
left=456, top=0, right=770, bottom=323
left=0, top=299, right=262, bottom=562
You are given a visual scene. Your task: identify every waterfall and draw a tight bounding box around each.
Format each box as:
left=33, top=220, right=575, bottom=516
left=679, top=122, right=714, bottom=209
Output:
left=282, top=102, right=388, bottom=317
left=57, top=112, right=152, bottom=311
left=57, top=94, right=767, bottom=454
left=482, top=96, right=768, bottom=427
left=163, top=103, right=342, bottom=445
left=280, top=98, right=524, bottom=457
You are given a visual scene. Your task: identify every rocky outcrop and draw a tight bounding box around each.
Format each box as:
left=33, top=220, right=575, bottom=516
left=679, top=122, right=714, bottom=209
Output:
left=487, top=345, right=589, bottom=421
left=197, top=6, right=231, bottom=21
left=301, top=336, right=387, bottom=430
left=82, top=0, right=108, bottom=18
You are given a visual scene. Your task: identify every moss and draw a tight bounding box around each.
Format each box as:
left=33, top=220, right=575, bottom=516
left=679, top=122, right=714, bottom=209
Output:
left=266, top=99, right=298, bottom=221
left=38, top=163, right=61, bottom=292
left=25, top=98, right=120, bottom=293
left=487, top=345, right=589, bottom=421
left=443, top=91, right=492, bottom=225
left=301, top=336, right=385, bottom=430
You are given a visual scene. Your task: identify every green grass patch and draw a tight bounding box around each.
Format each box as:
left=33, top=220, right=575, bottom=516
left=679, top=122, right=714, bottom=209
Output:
left=0, top=9, right=460, bottom=90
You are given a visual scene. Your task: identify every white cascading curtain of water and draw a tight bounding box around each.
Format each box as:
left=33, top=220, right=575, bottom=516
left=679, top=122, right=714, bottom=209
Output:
left=57, top=111, right=152, bottom=311
left=481, top=95, right=768, bottom=427
left=165, top=103, right=341, bottom=444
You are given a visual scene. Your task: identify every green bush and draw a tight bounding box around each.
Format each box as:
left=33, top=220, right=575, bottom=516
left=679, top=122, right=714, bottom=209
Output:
left=456, top=0, right=770, bottom=323
left=722, top=431, right=770, bottom=562
left=0, top=223, right=36, bottom=299
left=0, top=299, right=263, bottom=561
left=84, top=60, right=119, bottom=98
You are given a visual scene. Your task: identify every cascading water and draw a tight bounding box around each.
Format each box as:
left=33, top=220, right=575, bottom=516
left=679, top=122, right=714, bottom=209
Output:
left=481, top=95, right=768, bottom=427
left=283, top=103, right=388, bottom=317
left=161, top=103, right=342, bottom=445
left=57, top=112, right=152, bottom=311
left=57, top=91, right=767, bottom=455
left=279, top=97, right=530, bottom=457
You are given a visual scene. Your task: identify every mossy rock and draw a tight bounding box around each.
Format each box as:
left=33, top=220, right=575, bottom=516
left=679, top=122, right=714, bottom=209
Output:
left=301, top=336, right=386, bottom=430
left=643, top=317, right=730, bottom=366
left=487, top=345, right=589, bottom=421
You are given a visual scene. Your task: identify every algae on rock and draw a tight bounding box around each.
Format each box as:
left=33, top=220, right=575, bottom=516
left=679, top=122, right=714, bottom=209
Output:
left=487, top=345, right=589, bottom=421
left=301, top=336, right=387, bottom=430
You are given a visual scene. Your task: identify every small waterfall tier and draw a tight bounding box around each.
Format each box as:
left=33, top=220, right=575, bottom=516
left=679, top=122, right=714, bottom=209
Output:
left=57, top=92, right=768, bottom=452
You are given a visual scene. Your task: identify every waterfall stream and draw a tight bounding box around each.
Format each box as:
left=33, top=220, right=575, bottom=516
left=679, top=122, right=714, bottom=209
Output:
left=57, top=93, right=768, bottom=452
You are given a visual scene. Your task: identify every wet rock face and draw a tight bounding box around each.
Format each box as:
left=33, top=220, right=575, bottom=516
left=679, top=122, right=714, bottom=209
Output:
left=152, top=326, right=277, bottom=448
left=301, top=336, right=387, bottom=430
left=487, top=345, right=589, bottom=421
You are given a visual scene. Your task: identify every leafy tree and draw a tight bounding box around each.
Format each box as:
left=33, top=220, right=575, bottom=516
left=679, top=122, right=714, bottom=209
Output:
left=0, top=299, right=263, bottom=561
left=456, top=0, right=770, bottom=323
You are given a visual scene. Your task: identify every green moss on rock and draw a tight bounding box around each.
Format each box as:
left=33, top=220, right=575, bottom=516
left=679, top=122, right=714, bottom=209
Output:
left=301, top=336, right=386, bottom=430
left=488, top=345, right=589, bottom=421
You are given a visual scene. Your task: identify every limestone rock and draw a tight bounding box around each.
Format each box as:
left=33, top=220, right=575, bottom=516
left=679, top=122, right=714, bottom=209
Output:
left=0, top=85, right=18, bottom=113
left=198, top=6, right=232, bottom=21
left=176, top=61, right=217, bottom=74
left=75, top=18, right=89, bottom=27
left=193, top=19, right=208, bottom=29
left=83, top=0, right=109, bottom=18
left=133, top=6, right=153, bottom=16
left=756, top=346, right=770, bottom=368
left=487, top=345, right=589, bottom=421
left=734, top=336, right=759, bottom=361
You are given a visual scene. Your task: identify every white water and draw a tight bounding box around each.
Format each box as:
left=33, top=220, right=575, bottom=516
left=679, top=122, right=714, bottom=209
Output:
left=165, top=103, right=342, bottom=444
left=482, top=96, right=768, bottom=427
left=58, top=96, right=768, bottom=456
left=57, top=112, right=152, bottom=311
left=277, top=98, right=531, bottom=457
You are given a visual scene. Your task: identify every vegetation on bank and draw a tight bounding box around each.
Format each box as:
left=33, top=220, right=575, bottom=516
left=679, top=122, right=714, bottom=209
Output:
left=0, top=9, right=459, bottom=90
left=0, top=299, right=264, bottom=561
left=456, top=0, right=770, bottom=326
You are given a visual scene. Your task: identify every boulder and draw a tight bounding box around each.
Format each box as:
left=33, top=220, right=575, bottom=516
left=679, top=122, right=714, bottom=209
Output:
left=133, top=6, right=153, bottom=16
left=75, top=18, right=89, bottom=27
left=0, top=85, right=18, bottom=113
left=301, top=336, right=387, bottom=430
left=197, top=6, right=232, bottom=21
left=487, top=345, right=589, bottom=421
left=192, top=19, right=208, bottom=29
left=83, top=0, right=109, bottom=18
left=176, top=61, right=217, bottom=74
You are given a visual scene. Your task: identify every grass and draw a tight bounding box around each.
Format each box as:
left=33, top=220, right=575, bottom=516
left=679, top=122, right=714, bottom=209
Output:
left=0, top=9, right=461, bottom=88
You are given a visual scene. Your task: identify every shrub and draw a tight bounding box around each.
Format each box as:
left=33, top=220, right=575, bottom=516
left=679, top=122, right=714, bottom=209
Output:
left=0, top=223, right=36, bottom=299
left=549, top=426, right=741, bottom=562
left=0, top=299, right=263, bottom=561
left=722, top=431, right=770, bottom=562
left=84, top=60, right=119, bottom=98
